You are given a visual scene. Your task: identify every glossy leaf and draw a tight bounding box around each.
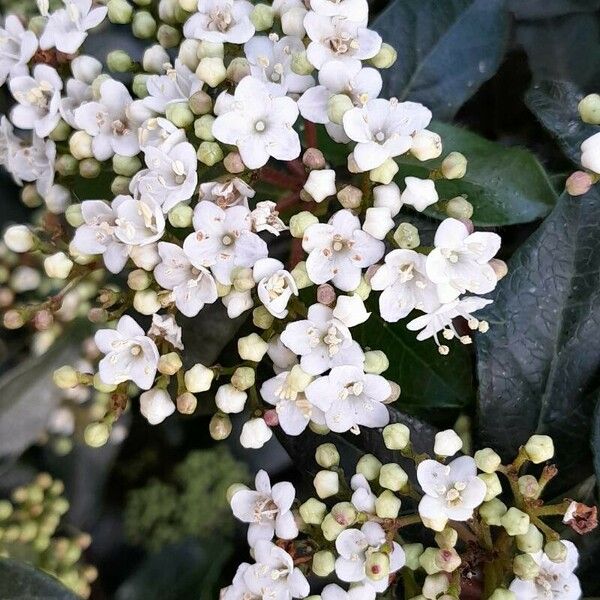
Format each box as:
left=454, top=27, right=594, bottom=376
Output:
left=0, top=559, right=78, bottom=600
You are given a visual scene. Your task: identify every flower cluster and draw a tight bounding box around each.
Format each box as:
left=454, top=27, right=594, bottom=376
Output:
left=223, top=430, right=595, bottom=599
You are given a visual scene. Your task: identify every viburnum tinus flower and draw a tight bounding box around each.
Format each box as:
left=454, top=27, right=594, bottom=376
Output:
left=183, top=0, right=255, bottom=44
left=0, top=16, right=38, bottom=85
left=253, top=258, right=298, bottom=319
left=321, top=583, right=374, bottom=600
left=143, top=60, right=204, bottom=114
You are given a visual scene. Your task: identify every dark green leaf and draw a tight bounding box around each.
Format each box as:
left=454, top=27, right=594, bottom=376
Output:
left=526, top=80, right=600, bottom=164
left=0, top=559, right=78, bottom=600
left=594, top=401, right=600, bottom=489
left=476, top=188, right=600, bottom=490
left=509, top=0, right=600, bottom=18
left=371, top=0, right=509, bottom=120
left=395, top=122, right=558, bottom=226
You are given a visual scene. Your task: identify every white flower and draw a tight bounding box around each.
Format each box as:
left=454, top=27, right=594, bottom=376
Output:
left=148, top=313, right=183, bottom=350
left=297, top=59, right=382, bottom=142
left=304, top=169, right=337, bottom=203
left=304, top=12, right=381, bottom=69
left=407, top=296, right=492, bottom=344
left=226, top=541, right=309, bottom=600
left=332, top=294, right=370, bottom=328
left=581, top=131, right=600, bottom=174
left=230, top=470, right=298, bottom=546
left=370, top=249, right=439, bottom=322
left=113, top=195, right=165, bottom=247
left=75, top=78, right=141, bottom=159
left=400, top=176, right=439, bottom=212
left=417, top=456, right=486, bottom=529
left=9, top=65, right=62, bottom=138
left=343, top=99, right=432, bottom=171
left=253, top=258, right=298, bottom=318
left=139, top=388, right=176, bottom=425
left=183, top=201, right=268, bottom=285
left=335, top=522, right=405, bottom=593
left=302, top=209, right=384, bottom=291
left=95, top=315, right=160, bottom=390
left=138, top=116, right=187, bottom=151
left=183, top=0, right=255, bottom=44
left=240, top=418, right=273, bottom=449
left=267, top=334, right=298, bottom=374
left=0, top=16, right=38, bottom=85
left=372, top=182, right=402, bottom=216
left=434, top=429, right=463, bottom=457
left=280, top=303, right=364, bottom=375
left=509, top=540, right=581, bottom=600
left=305, top=365, right=390, bottom=433
left=362, top=207, right=394, bottom=240
left=60, top=57, right=102, bottom=128
left=321, top=583, right=376, bottom=600
left=143, top=60, right=203, bottom=114
left=39, top=0, right=107, bottom=55
left=131, top=141, right=198, bottom=213
left=222, top=289, right=253, bottom=318
left=260, top=371, right=325, bottom=435
left=310, top=0, right=368, bottom=20
left=244, top=35, right=313, bottom=96
left=199, top=177, right=255, bottom=209
left=350, top=474, right=376, bottom=513
left=426, top=218, right=501, bottom=302
left=251, top=201, right=287, bottom=235
left=154, top=242, right=218, bottom=317
left=212, top=76, right=300, bottom=169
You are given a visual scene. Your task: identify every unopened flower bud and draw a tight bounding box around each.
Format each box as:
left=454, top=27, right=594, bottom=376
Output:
left=53, top=366, right=79, bottom=389
left=281, top=5, right=307, bottom=37
left=518, top=475, right=540, bottom=499
left=107, top=0, right=133, bottom=23
left=238, top=333, right=268, bottom=362
left=578, top=93, right=600, bottom=124
left=224, top=151, right=244, bottom=173
left=253, top=305, right=274, bottom=329
left=434, top=429, right=462, bottom=457
left=331, top=502, right=357, bottom=528
left=370, top=158, right=399, bottom=185
left=194, top=114, right=215, bottom=141
left=356, top=454, right=382, bottom=481
left=373, top=182, right=402, bottom=216
left=4, top=225, right=34, bottom=253
left=226, top=482, right=249, bottom=504
left=379, top=463, right=408, bottom=491
left=197, top=57, right=226, bottom=87
left=320, top=512, right=344, bottom=540
left=402, top=543, right=424, bottom=571
left=291, top=261, right=312, bottom=288
left=436, top=548, right=461, bottom=572
left=178, top=38, right=200, bottom=70
left=565, top=170, right=593, bottom=196
left=209, top=412, right=232, bottom=440
left=231, top=366, right=255, bottom=391
left=176, top=391, right=197, bottom=414
left=157, top=24, right=180, bottom=48
left=488, top=590, right=516, bottom=600
left=442, top=152, right=468, bottom=179
left=544, top=540, right=567, bottom=563
left=56, top=154, right=79, bottom=177
left=189, top=90, right=212, bottom=115
left=240, top=417, right=272, bottom=449
left=376, top=490, right=401, bottom=519
left=49, top=119, right=71, bottom=142
left=299, top=497, right=327, bottom=525
left=370, top=43, right=397, bottom=68
left=327, top=94, right=353, bottom=125
left=84, top=422, right=110, bottom=447
left=423, top=573, right=449, bottom=600
left=580, top=132, right=600, bottom=173
left=303, top=169, right=336, bottom=203
left=446, top=196, right=473, bottom=219
left=133, top=289, right=160, bottom=315
left=366, top=551, right=390, bottom=581
left=513, top=554, right=540, bottom=580
left=435, top=527, right=458, bottom=550
left=516, top=524, right=543, bottom=553
left=291, top=51, right=313, bottom=76
left=226, top=57, right=251, bottom=83
left=314, top=470, right=339, bottom=499
left=393, top=222, right=420, bottom=249
left=303, top=147, right=325, bottom=170
left=79, top=157, right=101, bottom=179
left=69, top=131, right=93, bottom=159
left=168, top=204, right=193, bottom=228
left=184, top=363, right=214, bottom=393
left=107, top=50, right=132, bottom=72
left=474, top=448, right=501, bottom=473
left=132, top=74, right=149, bottom=98
left=197, top=141, right=223, bottom=166
left=21, top=184, right=42, bottom=207
left=251, top=3, right=274, bottom=30
left=317, top=283, right=336, bottom=305
left=419, top=548, right=441, bottom=575
left=158, top=352, right=182, bottom=376
left=113, top=154, right=141, bottom=177
left=524, top=434, right=554, bottom=463
left=363, top=350, right=389, bottom=375
left=480, top=472, right=502, bottom=501
left=501, top=507, right=530, bottom=536
left=311, top=550, right=335, bottom=577
left=165, top=102, right=194, bottom=128
left=315, top=443, right=340, bottom=468
left=363, top=206, right=395, bottom=240
left=215, top=384, right=246, bottom=413
left=290, top=211, right=318, bottom=238
left=383, top=423, right=410, bottom=450
left=132, top=10, right=156, bottom=37
left=140, top=388, right=175, bottom=425
left=480, top=498, right=508, bottom=526
left=411, top=130, right=443, bottom=161
left=44, top=252, right=73, bottom=279
left=401, top=176, right=438, bottom=211
left=197, top=40, right=224, bottom=59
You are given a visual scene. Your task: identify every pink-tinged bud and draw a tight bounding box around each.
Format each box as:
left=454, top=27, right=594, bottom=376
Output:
left=565, top=171, right=593, bottom=196
left=4, top=309, right=24, bottom=329
left=489, top=258, right=508, bottom=281
left=223, top=152, right=245, bottom=174
left=33, top=310, right=54, bottom=331
left=563, top=501, right=598, bottom=534
left=317, top=283, right=336, bottom=306
left=88, top=308, right=108, bottom=323
left=303, top=147, right=325, bottom=170
left=460, top=218, right=474, bottom=234
left=263, top=409, right=279, bottom=427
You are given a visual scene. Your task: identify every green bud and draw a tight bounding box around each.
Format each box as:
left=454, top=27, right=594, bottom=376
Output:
left=544, top=540, right=568, bottom=563
left=474, top=447, right=501, bottom=473
left=314, top=470, right=339, bottom=499
left=197, top=141, right=223, bottom=166
left=370, top=43, right=397, bottom=68
left=315, top=443, right=340, bottom=468
left=107, top=0, right=133, bottom=23
left=382, top=423, right=410, bottom=450
left=113, top=154, right=142, bottom=176
left=21, top=184, right=43, bottom=208
left=28, top=15, right=46, bottom=36
left=393, top=222, right=420, bottom=249
left=321, top=513, right=345, bottom=541
left=49, top=119, right=71, bottom=141
left=291, top=261, right=312, bottom=289
left=445, top=196, right=473, bottom=219
left=0, top=500, right=13, bottom=521
left=93, top=373, right=117, bottom=393
left=327, top=94, right=354, bottom=125
left=356, top=454, right=382, bottom=481
left=107, top=50, right=133, bottom=72
left=55, top=154, right=79, bottom=177
left=516, top=524, right=543, bottom=554
left=363, top=350, right=389, bottom=374
left=127, top=268, right=151, bottom=291
left=198, top=40, right=224, bottom=58
left=168, top=204, right=193, bottom=228
left=330, top=502, right=357, bottom=529
left=366, top=551, right=390, bottom=581
left=370, top=157, right=399, bottom=185
left=403, top=543, right=424, bottom=571
left=231, top=366, right=255, bottom=391
left=91, top=74, right=111, bottom=99
left=132, top=11, right=157, bottom=38
left=299, top=497, right=327, bottom=525
left=419, top=547, right=441, bottom=575
left=423, top=573, right=449, bottom=599
left=111, top=176, right=131, bottom=196
left=84, top=422, right=110, bottom=447
left=518, top=475, right=540, bottom=499
left=512, top=554, right=540, bottom=580
left=209, top=412, right=232, bottom=440
left=501, top=507, right=530, bottom=536
left=194, top=114, right=215, bottom=141
left=312, top=550, right=335, bottom=577
left=441, top=152, right=468, bottom=179
left=253, top=305, right=274, bottom=329
left=379, top=463, right=408, bottom=491
left=289, top=211, right=319, bottom=238
left=251, top=3, right=274, bottom=31
left=165, top=102, right=195, bottom=128
left=375, top=490, right=401, bottom=519
left=132, top=74, right=150, bottom=98
left=434, top=527, right=458, bottom=549
left=578, top=93, right=600, bottom=124
left=488, top=590, right=516, bottom=600
left=157, top=24, right=181, bottom=48
left=524, top=434, right=554, bottom=464
left=479, top=498, right=508, bottom=526
left=479, top=472, right=502, bottom=501
left=53, top=365, right=79, bottom=389
left=79, top=158, right=101, bottom=179
left=291, top=51, right=314, bottom=76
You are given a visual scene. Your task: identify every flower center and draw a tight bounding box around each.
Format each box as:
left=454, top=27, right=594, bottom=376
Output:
left=208, top=8, right=232, bottom=32
left=253, top=497, right=279, bottom=523
left=255, top=120, right=266, bottom=132
left=375, top=131, right=386, bottom=142
left=323, top=324, right=344, bottom=356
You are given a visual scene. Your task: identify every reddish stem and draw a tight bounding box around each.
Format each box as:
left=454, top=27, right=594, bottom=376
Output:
left=304, top=120, right=318, bottom=148
left=259, top=166, right=304, bottom=190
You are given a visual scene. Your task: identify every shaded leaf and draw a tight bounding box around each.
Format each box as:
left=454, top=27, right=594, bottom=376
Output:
left=0, top=559, right=78, bottom=600
left=509, top=0, right=600, bottom=18
left=526, top=80, right=600, bottom=164
left=476, top=188, right=600, bottom=490
left=371, top=0, right=509, bottom=120
left=395, top=122, right=558, bottom=226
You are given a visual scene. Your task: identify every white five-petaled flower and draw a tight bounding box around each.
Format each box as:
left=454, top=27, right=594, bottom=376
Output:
left=304, top=12, right=381, bottom=69
left=509, top=540, right=581, bottom=600
left=417, top=456, right=486, bottom=530
left=138, top=116, right=187, bottom=152
left=350, top=473, right=376, bottom=513
left=199, top=177, right=255, bottom=209
left=370, top=249, right=439, bottom=322
left=143, top=60, right=204, bottom=114
left=297, top=59, right=382, bottom=142
left=183, top=0, right=255, bottom=44
left=335, top=522, right=405, bottom=593
left=253, top=257, right=298, bottom=318
left=95, top=315, right=160, bottom=390
left=60, top=56, right=102, bottom=128
left=305, top=365, right=390, bottom=433
left=148, top=313, right=184, bottom=350
left=75, top=78, right=141, bottom=159
left=213, top=76, right=300, bottom=169
left=244, top=35, right=314, bottom=96
left=131, top=141, right=198, bottom=213
left=310, top=0, right=369, bottom=20
left=302, top=209, right=385, bottom=292
left=280, top=303, right=364, bottom=375
left=113, top=195, right=165, bottom=247
left=154, top=242, right=218, bottom=317
left=9, top=64, right=63, bottom=138
left=426, top=218, right=501, bottom=302
left=343, top=98, right=432, bottom=171
left=251, top=201, right=287, bottom=235
left=39, top=0, right=107, bottom=55
left=230, top=470, right=299, bottom=546
left=183, top=200, right=268, bottom=285
left=0, top=15, right=38, bottom=85
left=321, top=583, right=376, bottom=600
